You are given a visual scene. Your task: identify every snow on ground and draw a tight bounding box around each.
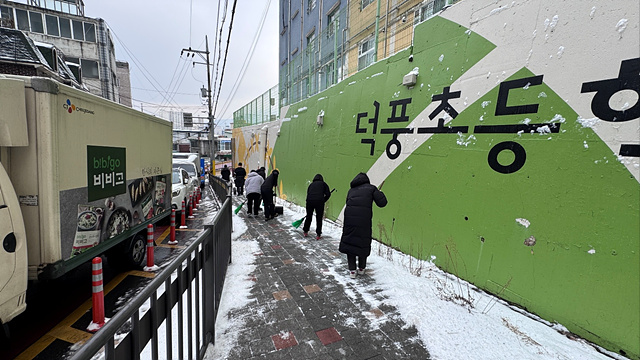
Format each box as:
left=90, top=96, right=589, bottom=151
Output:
left=203, top=213, right=259, bottom=359
left=205, top=198, right=627, bottom=360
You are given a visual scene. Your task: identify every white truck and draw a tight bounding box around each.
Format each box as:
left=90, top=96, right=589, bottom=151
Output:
left=0, top=75, right=172, bottom=325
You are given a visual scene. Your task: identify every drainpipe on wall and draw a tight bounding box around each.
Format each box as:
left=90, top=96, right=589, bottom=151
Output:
left=333, top=19, right=338, bottom=84
left=384, top=0, right=390, bottom=58
left=373, top=0, right=381, bottom=62
left=341, top=3, right=350, bottom=82
left=287, top=0, right=292, bottom=105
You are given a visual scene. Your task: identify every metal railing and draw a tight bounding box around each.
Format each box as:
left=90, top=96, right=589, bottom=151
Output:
left=69, top=180, right=232, bottom=360
left=232, top=85, right=279, bottom=128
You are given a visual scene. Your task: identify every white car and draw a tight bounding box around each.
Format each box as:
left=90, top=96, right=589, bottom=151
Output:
left=171, top=167, right=194, bottom=214
left=173, top=159, right=200, bottom=197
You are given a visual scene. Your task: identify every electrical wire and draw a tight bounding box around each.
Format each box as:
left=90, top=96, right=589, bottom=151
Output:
left=130, top=86, right=198, bottom=96
left=216, top=0, right=272, bottom=121
left=104, top=20, right=182, bottom=110
left=212, top=0, right=230, bottom=106
left=158, top=53, right=192, bottom=112
left=212, top=0, right=238, bottom=121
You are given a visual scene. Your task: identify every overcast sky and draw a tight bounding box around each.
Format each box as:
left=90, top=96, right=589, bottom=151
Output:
left=83, top=0, right=278, bottom=128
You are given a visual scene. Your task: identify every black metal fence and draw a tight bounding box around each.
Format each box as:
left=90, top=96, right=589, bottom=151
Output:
left=208, top=174, right=231, bottom=203
left=69, top=180, right=232, bottom=360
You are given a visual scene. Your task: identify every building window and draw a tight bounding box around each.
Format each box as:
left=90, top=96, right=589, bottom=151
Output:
left=358, top=36, right=375, bottom=70
left=45, top=14, right=59, bottom=36
left=81, top=59, right=99, bottom=79
left=306, top=31, right=315, bottom=45
left=416, top=0, right=446, bottom=24
left=361, top=0, right=375, bottom=10
left=29, top=11, right=44, bottom=33
left=59, top=17, right=71, bottom=38
left=306, top=30, right=316, bottom=56
left=66, top=57, right=79, bottom=65
left=327, top=9, right=339, bottom=37
left=0, top=6, right=15, bottom=28
left=15, top=9, right=29, bottom=31
left=84, top=22, right=96, bottom=42
left=308, top=0, right=316, bottom=12
left=72, top=20, right=83, bottom=40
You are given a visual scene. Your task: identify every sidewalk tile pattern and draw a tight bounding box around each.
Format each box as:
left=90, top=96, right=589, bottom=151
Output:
left=220, top=202, right=431, bottom=360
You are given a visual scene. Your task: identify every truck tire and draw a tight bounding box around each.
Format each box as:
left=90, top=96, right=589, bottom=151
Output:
left=125, top=232, right=147, bottom=268
left=106, top=232, right=147, bottom=270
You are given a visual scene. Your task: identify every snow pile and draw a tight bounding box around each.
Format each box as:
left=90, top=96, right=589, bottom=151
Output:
left=203, top=215, right=258, bottom=359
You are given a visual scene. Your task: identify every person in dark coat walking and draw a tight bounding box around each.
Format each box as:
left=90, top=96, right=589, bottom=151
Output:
left=339, top=172, right=387, bottom=279
left=234, top=163, right=247, bottom=195
left=257, top=166, right=266, bottom=179
left=260, top=169, right=279, bottom=221
left=303, top=174, right=331, bottom=239
left=220, top=165, right=231, bottom=182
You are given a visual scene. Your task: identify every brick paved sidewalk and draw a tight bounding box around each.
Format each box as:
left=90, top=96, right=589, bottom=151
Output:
left=219, top=202, right=431, bottom=360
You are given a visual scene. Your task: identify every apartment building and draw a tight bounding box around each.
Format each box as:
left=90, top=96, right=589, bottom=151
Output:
left=0, top=0, right=131, bottom=105
left=279, top=0, right=459, bottom=106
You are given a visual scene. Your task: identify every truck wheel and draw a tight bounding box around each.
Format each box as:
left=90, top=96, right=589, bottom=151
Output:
left=124, top=232, right=147, bottom=268
left=105, top=232, right=147, bottom=270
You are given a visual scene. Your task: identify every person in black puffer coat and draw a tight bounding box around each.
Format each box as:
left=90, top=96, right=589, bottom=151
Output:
left=233, top=163, right=247, bottom=195
left=302, top=174, right=332, bottom=239
left=260, top=169, right=279, bottom=220
left=257, top=166, right=266, bottom=179
left=339, top=172, right=387, bottom=279
left=220, top=165, right=231, bottom=182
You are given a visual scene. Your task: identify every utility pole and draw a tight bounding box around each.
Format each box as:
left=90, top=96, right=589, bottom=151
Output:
left=182, top=36, right=214, bottom=161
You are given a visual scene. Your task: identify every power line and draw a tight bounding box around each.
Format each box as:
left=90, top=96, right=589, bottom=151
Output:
left=217, top=0, right=272, bottom=120
left=130, top=86, right=198, bottom=96
left=104, top=20, right=182, bottom=110
left=212, top=0, right=229, bottom=106
left=158, top=54, right=192, bottom=112
left=83, top=81, right=204, bottom=113
left=212, top=0, right=238, bottom=121
left=157, top=54, right=190, bottom=110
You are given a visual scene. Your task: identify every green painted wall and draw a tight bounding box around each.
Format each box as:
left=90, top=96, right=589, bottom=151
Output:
left=264, top=6, right=639, bottom=359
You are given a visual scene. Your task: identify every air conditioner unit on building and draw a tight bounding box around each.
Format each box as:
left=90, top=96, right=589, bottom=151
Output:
left=403, top=73, right=417, bottom=87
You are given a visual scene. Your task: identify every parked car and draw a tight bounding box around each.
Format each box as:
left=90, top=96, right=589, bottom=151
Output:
left=171, top=167, right=194, bottom=214
left=173, top=153, right=203, bottom=187
left=173, top=159, right=199, bottom=197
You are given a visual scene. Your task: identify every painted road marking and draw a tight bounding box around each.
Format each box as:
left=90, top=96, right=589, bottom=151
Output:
left=17, top=196, right=210, bottom=358
left=16, top=271, right=153, bottom=359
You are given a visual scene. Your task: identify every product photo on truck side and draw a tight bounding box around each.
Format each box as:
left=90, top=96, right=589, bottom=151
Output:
left=0, top=75, right=172, bottom=325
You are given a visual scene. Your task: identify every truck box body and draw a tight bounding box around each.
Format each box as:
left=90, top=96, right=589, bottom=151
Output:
left=0, top=75, right=172, bottom=322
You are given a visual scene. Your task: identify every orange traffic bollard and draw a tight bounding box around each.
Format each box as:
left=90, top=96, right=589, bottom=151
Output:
left=168, top=209, right=178, bottom=245
left=180, top=200, right=187, bottom=228
left=87, top=257, right=105, bottom=332
left=188, top=194, right=195, bottom=219
left=193, top=190, right=199, bottom=210
left=144, top=224, right=159, bottom=271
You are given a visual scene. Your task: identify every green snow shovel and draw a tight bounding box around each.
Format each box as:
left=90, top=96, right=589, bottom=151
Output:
left=292, top=216, right=306, bottom=229
left=292, top=188, right=335, bottom=228
left=234, top=201, right=246, bottom=215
